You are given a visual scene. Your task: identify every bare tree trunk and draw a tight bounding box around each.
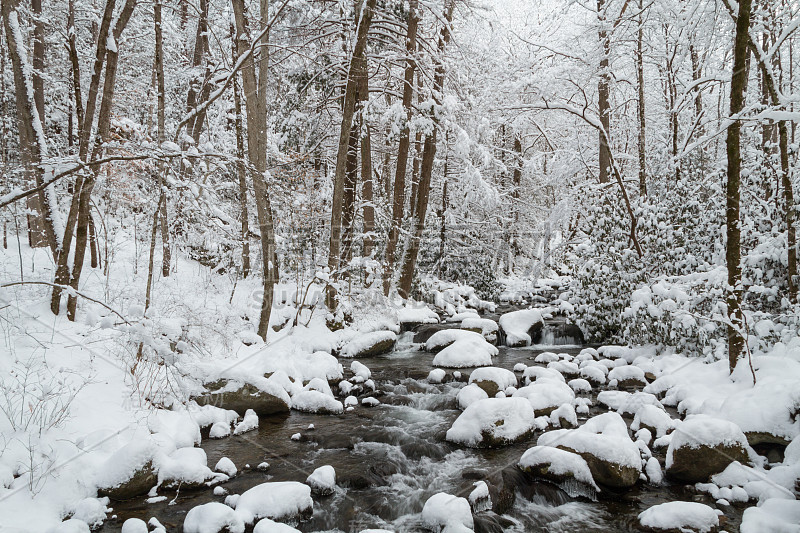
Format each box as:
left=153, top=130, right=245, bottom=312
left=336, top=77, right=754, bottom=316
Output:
left=511, top=134, right=523, bottom=264
left=185, top=0, right=209, bottom=145
left=597, top=0, right=611, bottom=184
left=690, top=44, right=704, bottom=137
left=341, top=122, right=359, bottom=265
left=383, top=0, right=418, bottom=295
left=636, top=0, right=647, bottom=196
left=327, top=0, right=377, bottom=308
left=361, top=119, right=375, bottom=257
left=397, top=0, right=456, bottom=297
left=2, top=0, right=58, bottom=256
left=232, top=0, right=279, bottom=339
left=66, top=0, right=137, bottom=320
left=232, top=23, right=250, bottom=278
left=154, top=0, right=170, bottom=277
left=725, top=0, right=752, bottom=374
left=26, top=0, right=49, bottom=247
left=51, top=0, right=118, bottom=314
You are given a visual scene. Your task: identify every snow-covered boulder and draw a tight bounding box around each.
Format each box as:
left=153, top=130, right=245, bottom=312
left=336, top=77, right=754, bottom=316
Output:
left=70, top=498, right=110, bottom=529
left=120, top=519, right=147, bottom=533
left=398, top=306, right=439, bottom=329
left=157, top=447, right=226, bottom=490
left=446, top=397, right=535, bottom=448
left=632, top=404, right=675, bottom=438
left=468, top=367, right=517, bottom=397
left=522, top=366, right=566, bottom=384
left=235, top=482, right=313, bottom=524
left=538, top=412, right=642, bottom=489
left=233, top=409, right=259, bottom=435
left=194, top=379, right=290, bottom=416
left=421, top=492, right=474, bottom=532
left=252, top=518, right=301, bottom=532
left=666, top=415, right=750, bottom=483
left=518, top=446, right=599, bottom=497
left=513, top=381, right=575, bottom=416
left=457, top=383, right=489, bottom=410
left=290, top=390, right=344, bottom=415
left=467, top=481, right=491, bottom=512
left=340, top=331, right=397, bottom=358
left=306, top=465, right=336, bottom=496
left=432, top=338, right=497, bottom=368
left=740, top=498, right=800, bottom=533
left=638, top=501, right=720, bottom=533
left=425, top=329, right=486, bottom=352
left=498, top=309, right=544, bottom=347
left=95, top=440, right=157, bottom=500
left=183, top=502, right=245, bottom=533
left=214, top=457, right=237, bottom=477
left=608, top=365, right=647, bottom=388
left=460, top=317, right=499, bottom=343
left=428, top=368, right=447, bottom=384
left=579, top=365, right=607, bottom=386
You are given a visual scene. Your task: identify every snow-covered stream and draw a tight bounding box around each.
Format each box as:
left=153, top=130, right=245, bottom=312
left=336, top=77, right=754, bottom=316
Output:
left=96, top=331, right=746, bottom=532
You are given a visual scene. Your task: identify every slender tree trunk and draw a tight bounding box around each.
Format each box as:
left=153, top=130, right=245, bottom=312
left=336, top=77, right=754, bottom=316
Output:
left=383, top=0, right=418, bottom=295
left=636, top=0, right=647, bottom=196
left=597, top=0, right=611, bottom=183
left=232, top=24, right=250, bottom=278
left=232, top=0, right=278, bottom=339
left=327, top=0, right=377, bottom=308
left=3, top=0, right=58, bottom=257
left=397, top=0, right=456, bottom=297
left=690, top=45, right=704, bottom=137
left=154, top=0, right=170, bottom=277
left=725, top=0, right=752, bottom=374
left=361, top=119, right=375, bottom=257
left=26, top=0, right=49, bottom=247
left=185, top=0, right=209, bottom=145
left=66, top=0, right=137, bottom=320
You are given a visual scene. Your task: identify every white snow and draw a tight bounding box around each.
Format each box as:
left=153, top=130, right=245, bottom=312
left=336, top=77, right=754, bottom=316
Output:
left=398, top=306, right=439, bottom=325
left=468, top=367, right=517, bottom=391
left=351, top=360, right=372, bottom=380
left=340, top=331, right=396, bottom=357
left=432, top=338, right=497, bottom=368
left=290, top=390, right=344, bottom=414
left=513, top=381, right=575, bottom=414
left=421, top=492, right=474, bottom=531
left=638, top=501, right=720, bottom=533
left=214, top=457, right=237, bottom=477
left=120, top=519, right=148, bottom=533
left=446, top=397, right=535, bottom=447
left=428, top=368, right=447, bottom=383
left=666, top=415, right=749, bottom=470
left=233, top=409, right=259, bottom=435
left=183, top=502, right=245, bottom=533
left=457, top=383, right=489, bottom=410
left=645, top=457, right=663, bottom=485
left=538, top=412, right=642, bottom=471
left=498, top=309, right=543, bottom=346
left=252, top=518, right=302, bottom=532
left=306, top=465, right=336, bottom=495
left=740, top=498, right=800, bottom=533
left=234, top=482, right=313, bottom=523
left=518, top=446, right=598, bottom=489
left=426, top=329, right=487, bottom=351
left=522, top=365, right=566, bottom=384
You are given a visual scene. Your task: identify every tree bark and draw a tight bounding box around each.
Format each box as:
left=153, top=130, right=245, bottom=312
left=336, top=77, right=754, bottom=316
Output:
left=232, top=23, right=250, bottom=278
left=232, top=0, right=279, bottom=339
left=154, top=0, right=171, bottom=277
left=26, top=0, right=48, bottom=247
left=597, top=0, right=611, bottom=184
left=636, top=0, right=646, bottom=196
left=2, top=0, right=58, bottom=256
left=725, top=0, right=752, bottom=374
left=397, top=0, right=456, bottom=297
left=383, top=0, right=418, bottom=294
left=327, top=0, right=377, bottom=308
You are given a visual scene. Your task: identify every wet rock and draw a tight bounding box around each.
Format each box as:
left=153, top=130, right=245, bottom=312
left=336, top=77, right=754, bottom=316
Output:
left=97, top=460, right=157, bottom=501
left=340, top=331, right=397, bottom=358
left=473, top=512, right=515, bottom=533
left=413, top=324, right=453, bottom=344
left=194, top=380, right=289, bottom=416
left=745, top=431, right=792, bottom=448
left=666, top=416, right=750, bottom=483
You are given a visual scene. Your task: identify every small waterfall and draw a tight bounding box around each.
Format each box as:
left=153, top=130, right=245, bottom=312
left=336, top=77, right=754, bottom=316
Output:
left=532, top=323, right=584, bottom=346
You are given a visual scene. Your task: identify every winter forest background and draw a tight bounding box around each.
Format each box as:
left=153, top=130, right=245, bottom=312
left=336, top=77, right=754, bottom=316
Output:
left=1, top=0, right=800, bottom=531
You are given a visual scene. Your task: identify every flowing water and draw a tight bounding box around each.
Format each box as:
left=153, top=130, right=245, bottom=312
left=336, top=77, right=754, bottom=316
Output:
left=99, top=319, right=745, bottom=532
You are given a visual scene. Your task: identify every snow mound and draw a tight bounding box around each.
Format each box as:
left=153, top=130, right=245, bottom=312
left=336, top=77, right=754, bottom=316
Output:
left=157, top=447, right=224, bottom=488
left=252, top=518, right=302, bottom=532
left=457, top=383, right=489, bottom=410
left=306, top=465, right=336, bottom=495
left=290, top=390, right=344, bottom=414
left=235, top=482, right=313, bottom=524
left=46, top=520, right=91, bottom=533
left=340, top=331, right=396, bottom=358
left=522, top=366, right=565, bottom=384
left=428, top=368, right=447, bottom=383
left=446, top=397, right=535, bottom=447
left=426, top=329, right=487, bottom=352
left=638, top=501, right=720, bottom=533
left=666, top=415, right=748, bottom=467
left=468, top=367, right=517, bottom=394
left=234, top=409, right=259, bottom=435
left=740, top=498, right=800, bottom=533
left=421, top=492, right=474, bottom=531
left=398, top=307, right=439, bottom=325
left=513, top=381, right=575, bottom=415
left=519, top=445, right=598, bottom=490
left=183, top=502, right=245, bottom=533
left=214, top=457, right=237, bottom=477
left=432, top=338, right=497, bottom=368
left=632, top=404, right=674, bottom=437
left=498, top=309, right=543, bottom=347
left=70, top=498, right=110, bottom=529
left=351, top=360, right=371, bottom=380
